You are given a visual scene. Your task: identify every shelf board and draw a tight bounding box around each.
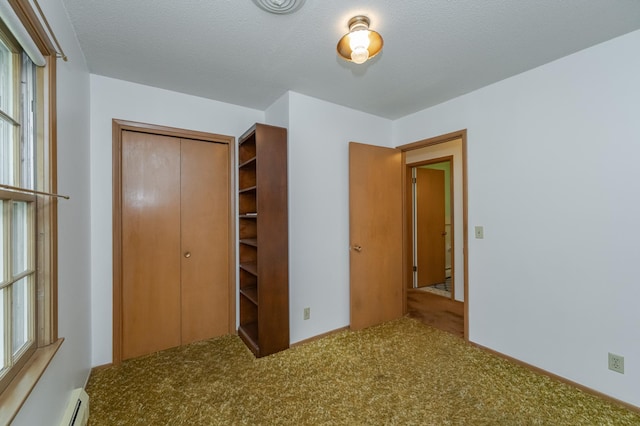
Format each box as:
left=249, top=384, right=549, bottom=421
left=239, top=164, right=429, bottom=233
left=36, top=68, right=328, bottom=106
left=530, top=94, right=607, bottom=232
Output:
left=239, top=185, right=257, bottom=194
left=238, top=323, right=259, bottom=356
left=239, top=157, right=257, bottom=168
left=240, top=238, right=257, bottom=247
left=239, top=262, right=257, bottom=276
left=240, top=285, right=258, bottom=305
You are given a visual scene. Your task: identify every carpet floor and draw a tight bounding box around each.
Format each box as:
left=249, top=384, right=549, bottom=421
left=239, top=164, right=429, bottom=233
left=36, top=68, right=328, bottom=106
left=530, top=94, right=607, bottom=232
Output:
left=86, top=318, right=640, bottom=425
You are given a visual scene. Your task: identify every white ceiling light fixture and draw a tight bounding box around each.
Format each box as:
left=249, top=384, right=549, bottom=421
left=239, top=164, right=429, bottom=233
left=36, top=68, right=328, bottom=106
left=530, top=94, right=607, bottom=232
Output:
left=336, top=15, right=383, bottom=65
left=252, top=0, right=306, bottom=14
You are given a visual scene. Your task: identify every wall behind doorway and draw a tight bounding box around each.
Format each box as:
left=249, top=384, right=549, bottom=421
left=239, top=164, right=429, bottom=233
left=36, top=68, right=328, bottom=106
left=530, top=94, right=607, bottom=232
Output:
left=422, top=161, right=452, bottom=277
left=406, top=139, right=464, bottom=302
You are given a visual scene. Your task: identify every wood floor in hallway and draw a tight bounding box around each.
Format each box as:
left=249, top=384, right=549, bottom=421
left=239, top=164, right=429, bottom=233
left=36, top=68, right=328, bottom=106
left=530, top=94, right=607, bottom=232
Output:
left=407, top=289, right=464, bottom=338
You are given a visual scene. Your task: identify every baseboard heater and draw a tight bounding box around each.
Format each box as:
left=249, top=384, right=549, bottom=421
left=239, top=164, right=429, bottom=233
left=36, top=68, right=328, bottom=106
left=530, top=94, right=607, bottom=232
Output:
left=59, top=388, right=89, bottom=426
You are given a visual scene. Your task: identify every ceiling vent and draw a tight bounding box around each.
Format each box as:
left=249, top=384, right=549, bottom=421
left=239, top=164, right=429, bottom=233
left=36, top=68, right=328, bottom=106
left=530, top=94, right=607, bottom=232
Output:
left=252, top=0, right=306, bottom=14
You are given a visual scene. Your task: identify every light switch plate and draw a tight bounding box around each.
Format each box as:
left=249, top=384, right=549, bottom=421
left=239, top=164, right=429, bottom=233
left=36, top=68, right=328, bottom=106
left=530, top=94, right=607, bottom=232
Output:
left=475, top=226, right=484, bottom=239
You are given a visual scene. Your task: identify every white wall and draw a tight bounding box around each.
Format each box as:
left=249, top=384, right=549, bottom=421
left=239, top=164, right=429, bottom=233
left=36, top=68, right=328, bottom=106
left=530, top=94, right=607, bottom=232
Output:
left=265, top=91, right=290, bottom=129
left=89, top=76, right=263, bottom=366
left=286, top=92, right=393, bottom=343
left=394, top=29, right=640, bottom=407
left=12, top=0, right=92, bottom=424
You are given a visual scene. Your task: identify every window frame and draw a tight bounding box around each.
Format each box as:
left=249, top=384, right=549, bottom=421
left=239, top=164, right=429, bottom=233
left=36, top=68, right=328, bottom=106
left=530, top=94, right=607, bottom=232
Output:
left=0, top=190, right=38, bottom=391
left=0, top=0, right=61, bottom=423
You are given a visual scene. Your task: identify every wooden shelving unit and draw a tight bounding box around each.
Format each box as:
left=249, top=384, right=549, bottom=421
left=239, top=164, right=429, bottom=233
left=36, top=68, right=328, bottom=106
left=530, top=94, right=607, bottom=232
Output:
left=237, top=123, right=289, bottom=357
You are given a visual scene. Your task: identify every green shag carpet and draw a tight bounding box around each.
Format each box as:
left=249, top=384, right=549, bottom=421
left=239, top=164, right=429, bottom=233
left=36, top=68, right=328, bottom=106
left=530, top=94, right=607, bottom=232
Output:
left=86, top=318, right=640, bottom=425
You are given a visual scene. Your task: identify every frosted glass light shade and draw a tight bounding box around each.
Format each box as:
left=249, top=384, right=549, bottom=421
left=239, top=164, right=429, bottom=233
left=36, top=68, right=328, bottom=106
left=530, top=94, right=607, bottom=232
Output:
left=351, top=46, right=370, bottom=64
left=349, top=29, right=371, bottom=64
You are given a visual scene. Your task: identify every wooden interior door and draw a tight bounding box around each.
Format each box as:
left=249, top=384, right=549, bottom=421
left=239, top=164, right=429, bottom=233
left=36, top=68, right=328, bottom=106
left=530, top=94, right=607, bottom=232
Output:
left=122, top=131, right=182, bottom=360
left=349, top=142, right=403, bottom=330
left=180, top=139, right=230, bottom=344
left=416, top=168, right=446, bottom=286
left=120, top=130, right=231, bottom=360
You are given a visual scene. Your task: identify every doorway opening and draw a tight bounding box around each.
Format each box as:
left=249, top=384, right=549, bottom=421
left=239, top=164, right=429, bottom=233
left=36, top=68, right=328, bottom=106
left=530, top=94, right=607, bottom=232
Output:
left=411, top=158, right=453, bottom=299
left=398, top=130, right=468, bottom=340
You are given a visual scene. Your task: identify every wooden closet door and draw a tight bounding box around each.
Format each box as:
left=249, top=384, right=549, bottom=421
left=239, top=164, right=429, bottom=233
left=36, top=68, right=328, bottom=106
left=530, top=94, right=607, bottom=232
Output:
left=121, top=131, right=182, bottom=359
left=180, top=139, right=230, bottom=344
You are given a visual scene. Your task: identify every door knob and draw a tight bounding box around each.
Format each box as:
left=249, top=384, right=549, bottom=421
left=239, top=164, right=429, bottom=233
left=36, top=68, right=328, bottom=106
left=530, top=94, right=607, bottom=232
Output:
left=353, top=245, right=362, bottom=252
left=184, top=252, right=191, bottom=258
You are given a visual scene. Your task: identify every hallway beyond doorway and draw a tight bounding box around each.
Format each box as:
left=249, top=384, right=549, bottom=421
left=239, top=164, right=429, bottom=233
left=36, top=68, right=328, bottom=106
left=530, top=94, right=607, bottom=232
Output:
left=407, top=289, right=463, bottom=338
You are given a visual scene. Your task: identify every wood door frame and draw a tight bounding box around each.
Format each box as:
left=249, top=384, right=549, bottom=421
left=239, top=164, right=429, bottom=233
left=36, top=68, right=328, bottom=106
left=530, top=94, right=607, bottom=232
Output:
left=398, top=129, right=469, bottom=340
left=410, top=156, right=454, bottom=298
left=112, top=119, right=236, bottom=364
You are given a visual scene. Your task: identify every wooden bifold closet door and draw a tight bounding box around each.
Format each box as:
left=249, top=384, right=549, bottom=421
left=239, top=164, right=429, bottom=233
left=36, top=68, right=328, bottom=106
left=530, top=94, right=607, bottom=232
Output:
left=120, top=130, right=229, bottom=360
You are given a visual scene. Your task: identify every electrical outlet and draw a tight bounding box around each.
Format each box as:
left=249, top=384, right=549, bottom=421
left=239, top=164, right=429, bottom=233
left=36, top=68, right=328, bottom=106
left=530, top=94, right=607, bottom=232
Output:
left=303, top=307, right=310, bottom=320
left=608, top=352, right=624, bottom=374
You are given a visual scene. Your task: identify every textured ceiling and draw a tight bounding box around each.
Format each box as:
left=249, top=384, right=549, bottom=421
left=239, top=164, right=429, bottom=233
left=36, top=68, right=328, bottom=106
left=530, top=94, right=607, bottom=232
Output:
left=61, top=0, right=640, bottom=119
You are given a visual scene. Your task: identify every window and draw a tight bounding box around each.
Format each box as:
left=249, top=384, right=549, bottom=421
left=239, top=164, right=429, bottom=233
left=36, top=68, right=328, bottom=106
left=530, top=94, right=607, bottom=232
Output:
left=0, top=1, right=60, bottom=414
left=0, top=24, right=39, bottom=394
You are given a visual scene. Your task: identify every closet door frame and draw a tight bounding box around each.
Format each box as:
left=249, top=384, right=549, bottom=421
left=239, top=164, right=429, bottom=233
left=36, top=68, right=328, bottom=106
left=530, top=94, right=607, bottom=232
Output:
left=112, top=119, right=236, bottom=365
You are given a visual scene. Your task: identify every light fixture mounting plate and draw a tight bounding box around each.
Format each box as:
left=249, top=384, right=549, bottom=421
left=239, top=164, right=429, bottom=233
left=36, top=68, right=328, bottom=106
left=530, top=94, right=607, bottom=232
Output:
left=252, top=0, right=306, bottom=14
left=348, top=16, right=371, bottom=31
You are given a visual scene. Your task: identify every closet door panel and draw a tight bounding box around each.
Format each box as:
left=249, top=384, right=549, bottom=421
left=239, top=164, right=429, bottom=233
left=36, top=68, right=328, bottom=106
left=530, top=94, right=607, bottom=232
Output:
left=180, top=139, right=230, bottom=344
left=121, top=131, right=182, bottom=360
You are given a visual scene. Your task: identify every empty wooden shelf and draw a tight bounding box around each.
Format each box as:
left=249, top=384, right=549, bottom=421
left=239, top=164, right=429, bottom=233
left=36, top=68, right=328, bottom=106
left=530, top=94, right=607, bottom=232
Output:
left=237, top=123, right=289, bottom=357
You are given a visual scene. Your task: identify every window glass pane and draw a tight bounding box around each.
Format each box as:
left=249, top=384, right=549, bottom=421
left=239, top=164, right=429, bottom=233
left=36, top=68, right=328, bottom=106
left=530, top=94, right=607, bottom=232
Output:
left=0, top=200, right=4, bottom=280
left=0, top=288, right=5, bottom=370
left=20, top=53, right=35, bottom=190
left=12, top=277, right=31, bottom=356
left=0, top=39, right=15, bottom=187
left=0, top=118, right=14, bottom=187
left=0, top=39, right=12, bottom=114
left=12, top=201, right=28, bottom=274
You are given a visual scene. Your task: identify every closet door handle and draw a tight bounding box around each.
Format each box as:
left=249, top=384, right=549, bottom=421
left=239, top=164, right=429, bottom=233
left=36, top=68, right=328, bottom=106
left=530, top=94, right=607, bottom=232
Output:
left=353, top=245, right=362, bottom=252
left=184, top=252, right=191, bottom=258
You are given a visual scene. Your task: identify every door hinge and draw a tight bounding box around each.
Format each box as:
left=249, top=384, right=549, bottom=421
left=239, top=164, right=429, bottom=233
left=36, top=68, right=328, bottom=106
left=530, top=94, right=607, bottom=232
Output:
left=412, top=177, right=416, bottom=184
left=412, top=266, right=417, bottom=272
